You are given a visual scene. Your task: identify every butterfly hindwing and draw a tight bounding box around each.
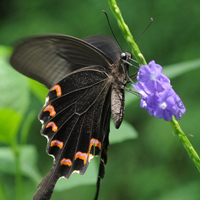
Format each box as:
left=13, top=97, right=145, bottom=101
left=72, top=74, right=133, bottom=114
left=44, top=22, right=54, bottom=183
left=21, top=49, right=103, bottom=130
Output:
left=34, top=66, right=112, bottom=200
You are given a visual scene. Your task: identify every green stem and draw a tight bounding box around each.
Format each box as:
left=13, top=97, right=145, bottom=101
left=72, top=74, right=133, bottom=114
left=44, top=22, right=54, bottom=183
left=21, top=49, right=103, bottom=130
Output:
left=170, top=117, right=200, bottom=172
left=12, top=144, right=23, bottom=200
left=0, top=176, right=7, bottom=200
left=108, top=0, right=200, bottom=172
left=108, top=0, right=147, bottom=65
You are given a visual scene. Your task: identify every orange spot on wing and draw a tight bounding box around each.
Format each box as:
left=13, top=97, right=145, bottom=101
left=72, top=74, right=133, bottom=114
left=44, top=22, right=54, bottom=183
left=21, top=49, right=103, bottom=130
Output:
left=74, top=139, right=101, bottom=165
left=50, top=140, right=63, bottom=149
left=60, top=158, right=72, bottom=166
left=46, top=122, right=58, bottom=132
left=89, top=138, right=101, bottom=153
left=43, top=104, right=56, bottom=116
left=75, top=151, right=88, bottom=165
left=51, top=85, right=62, bottom=97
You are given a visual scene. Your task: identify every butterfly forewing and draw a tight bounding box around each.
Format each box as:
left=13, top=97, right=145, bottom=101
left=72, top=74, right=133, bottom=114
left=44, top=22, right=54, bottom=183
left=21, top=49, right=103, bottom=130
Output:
left=10, top=35, right=113, bottom=89
left=84, top=35, right=121, bottom=63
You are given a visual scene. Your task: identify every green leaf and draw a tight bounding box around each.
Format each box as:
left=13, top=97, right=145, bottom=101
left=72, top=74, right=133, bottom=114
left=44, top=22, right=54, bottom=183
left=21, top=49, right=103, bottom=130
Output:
left=0, top=46, right=30, bottom=114
left=125, top=92, right=139, bottom=107
left=163, top=59, right=200, bottom=79
left=156, top=180, right=200, bottom=200
left=29, top=79, right=48, bottom=104
left=0, top=145, right=42, bottom=184
left=0, top=46, right=12, bottom=58
left=20, top=110, right=37, bottom=145
left=109, top=119, right=138, bottom=144
left=0, top=109, right=22, bottom=145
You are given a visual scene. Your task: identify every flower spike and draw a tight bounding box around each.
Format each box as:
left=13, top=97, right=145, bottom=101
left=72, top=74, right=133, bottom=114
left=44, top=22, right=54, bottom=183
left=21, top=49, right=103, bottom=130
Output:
left=132, top=60, right=186, bottom=121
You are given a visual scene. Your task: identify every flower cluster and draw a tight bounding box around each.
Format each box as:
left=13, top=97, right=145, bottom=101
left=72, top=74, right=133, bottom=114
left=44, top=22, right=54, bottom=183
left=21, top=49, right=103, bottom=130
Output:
left=132, top=60, right=186, bottom=121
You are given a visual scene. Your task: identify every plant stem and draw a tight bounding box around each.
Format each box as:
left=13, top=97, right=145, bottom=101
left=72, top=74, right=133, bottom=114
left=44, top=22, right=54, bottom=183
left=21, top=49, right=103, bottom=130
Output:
left=170, top=117, right=200, bottom=172
left=12, top=144, right=23, bottom=200
left=108, top=0, right=147, bottom=65
left=0, top=176, right=7, bottom=200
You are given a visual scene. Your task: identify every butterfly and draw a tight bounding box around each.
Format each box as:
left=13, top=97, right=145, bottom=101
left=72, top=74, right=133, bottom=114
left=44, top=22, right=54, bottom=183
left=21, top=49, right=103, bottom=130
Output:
left=10, top=34, right=135, bottom=200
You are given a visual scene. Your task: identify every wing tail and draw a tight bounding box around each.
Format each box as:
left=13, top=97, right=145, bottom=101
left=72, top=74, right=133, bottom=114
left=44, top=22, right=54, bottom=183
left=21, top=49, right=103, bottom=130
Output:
left=33, top=168, right=59, bottom=200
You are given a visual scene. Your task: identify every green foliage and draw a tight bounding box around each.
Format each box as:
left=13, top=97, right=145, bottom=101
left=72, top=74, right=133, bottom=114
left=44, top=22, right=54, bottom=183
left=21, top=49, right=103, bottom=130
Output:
left=0, top=145, right=41, bottom=183
left=0, top=0, right=200, bottom=200
left=0, top=109, right=22, bottom=145
left=29, top=79, right=48, bottom=104
left=0, top=46, right=29, bottom=115
left=110, top=120, right=138, bottom=143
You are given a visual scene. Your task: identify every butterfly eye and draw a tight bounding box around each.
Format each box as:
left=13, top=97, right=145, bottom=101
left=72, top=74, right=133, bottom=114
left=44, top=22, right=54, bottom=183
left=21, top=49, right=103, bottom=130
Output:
left=120, top=52, right=127, bottom=60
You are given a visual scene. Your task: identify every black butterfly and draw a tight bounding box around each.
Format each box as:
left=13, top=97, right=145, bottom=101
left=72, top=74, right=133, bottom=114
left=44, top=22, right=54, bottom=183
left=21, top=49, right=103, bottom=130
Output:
left=10, top=34, right=134, bottom=200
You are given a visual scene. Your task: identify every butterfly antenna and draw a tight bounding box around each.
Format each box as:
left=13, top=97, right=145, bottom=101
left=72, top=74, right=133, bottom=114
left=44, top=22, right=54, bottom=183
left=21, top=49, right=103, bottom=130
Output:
left=102, top=10, right=123, bottom=51
left=135, top=18, right=153, bottom=41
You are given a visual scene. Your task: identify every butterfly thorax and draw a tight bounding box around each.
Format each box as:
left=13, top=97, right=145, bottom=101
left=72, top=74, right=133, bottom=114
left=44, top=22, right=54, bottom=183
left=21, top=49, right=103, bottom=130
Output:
left=111, top=51, right=131, bottom=85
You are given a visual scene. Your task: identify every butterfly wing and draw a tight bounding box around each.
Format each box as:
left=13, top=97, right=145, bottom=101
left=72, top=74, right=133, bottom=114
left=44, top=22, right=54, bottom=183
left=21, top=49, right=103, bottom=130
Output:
left=10, top=34, right=117, bottom=89
left=84, top=35, right=122, bottom=63
left=34, top=66, right=112, bottom=200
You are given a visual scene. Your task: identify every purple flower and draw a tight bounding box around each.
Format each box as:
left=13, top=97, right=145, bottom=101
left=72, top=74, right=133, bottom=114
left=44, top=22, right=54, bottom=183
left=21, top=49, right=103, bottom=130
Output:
left=132, top=60, right=186, bottom=121
left=137, top=60, right=171, bottom=93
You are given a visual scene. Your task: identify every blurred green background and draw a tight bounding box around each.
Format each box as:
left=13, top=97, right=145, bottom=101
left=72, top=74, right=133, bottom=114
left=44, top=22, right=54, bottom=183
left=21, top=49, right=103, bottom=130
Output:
left=0, top=0, right=200, bottom=200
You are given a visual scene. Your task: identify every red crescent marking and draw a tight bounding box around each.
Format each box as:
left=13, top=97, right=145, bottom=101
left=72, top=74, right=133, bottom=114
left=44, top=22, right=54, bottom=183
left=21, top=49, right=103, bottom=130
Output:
left=89, top=138, right=101, bottom=153
left=60, top=158, right=72, bottom=166
left=43, top=104, right=56, bottom=116
left=74, top=139, right=101, bottom=165
left=46, top=122, right=58, bottom=132
left=75, top=151, right=88, bottom=165
left=51, top=85, right=62, bottom=97
left=50, top=140, right=63, bottom=149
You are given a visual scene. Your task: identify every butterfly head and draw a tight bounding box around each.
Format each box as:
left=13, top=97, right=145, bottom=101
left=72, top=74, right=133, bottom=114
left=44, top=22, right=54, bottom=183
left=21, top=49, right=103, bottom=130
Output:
left=120, top=52, right=132, bottom=62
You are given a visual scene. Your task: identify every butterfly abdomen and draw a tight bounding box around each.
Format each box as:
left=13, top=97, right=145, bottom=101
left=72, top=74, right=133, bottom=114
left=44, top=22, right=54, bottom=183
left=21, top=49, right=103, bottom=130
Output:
left=111, top=85, right=125, bottom=129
